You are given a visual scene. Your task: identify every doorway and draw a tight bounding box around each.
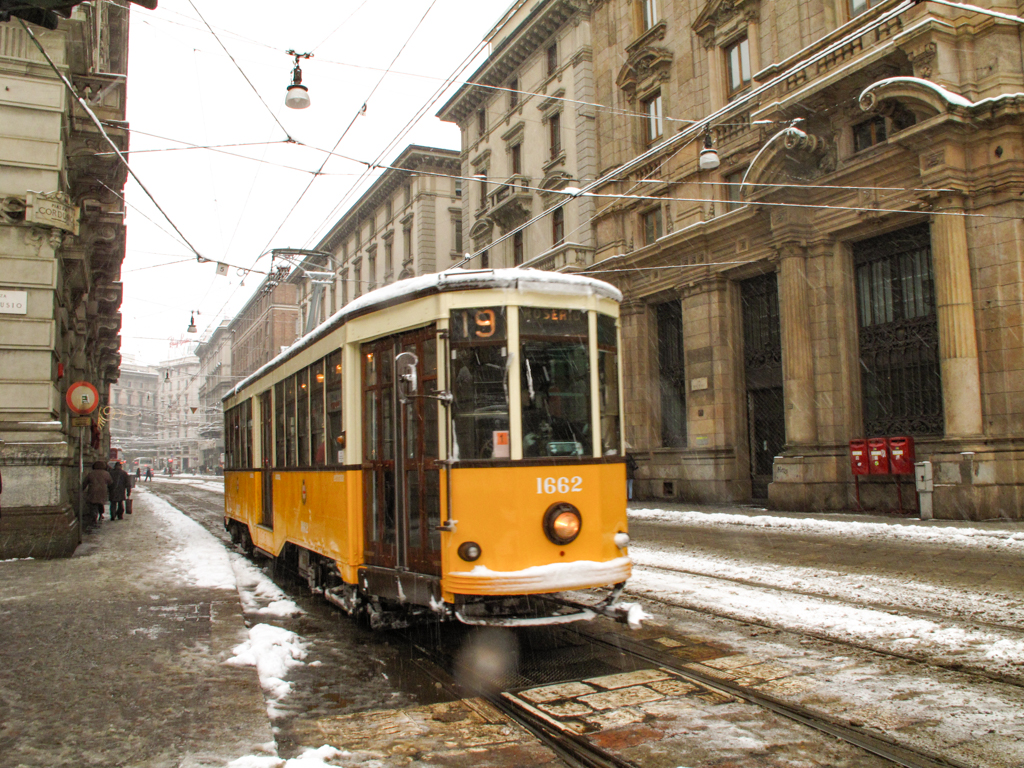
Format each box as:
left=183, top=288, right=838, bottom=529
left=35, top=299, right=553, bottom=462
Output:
left=361, top=326, right=441, bottom=575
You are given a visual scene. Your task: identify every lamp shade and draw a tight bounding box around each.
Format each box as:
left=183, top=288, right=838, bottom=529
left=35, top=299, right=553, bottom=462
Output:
left=699, top=147, right=720, bottom=171
left=285, top=84, right=310, bottom=110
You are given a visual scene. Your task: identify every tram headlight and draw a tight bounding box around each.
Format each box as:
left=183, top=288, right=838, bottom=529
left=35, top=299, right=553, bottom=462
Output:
left=543, top=502, right=582, bottom=545
left=458, top=541, right=482, bottom=562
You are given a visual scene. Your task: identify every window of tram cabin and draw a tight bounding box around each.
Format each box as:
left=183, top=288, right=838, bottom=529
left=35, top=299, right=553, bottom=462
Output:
left=297, top=368, right=310, bottom=466
left=274, top=381, right=286, bottom=467
left=520, top=307, right=592, bottom=458
left=598, top=315, right=621, bottom=455
left=450, top=307, right=509, bottom=460
left=285, top=375, right=297, bottom=466
left=310, top=359, right=326, bottom=466
left=243, top=399, right=253, bottom=468
left=326, top=351, right=343, bottom=464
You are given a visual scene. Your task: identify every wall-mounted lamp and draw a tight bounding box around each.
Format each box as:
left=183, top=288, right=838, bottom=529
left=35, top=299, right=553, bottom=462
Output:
left=699, top=129, right=721, bottom=171
left=285, top=50, right=313, bottom=110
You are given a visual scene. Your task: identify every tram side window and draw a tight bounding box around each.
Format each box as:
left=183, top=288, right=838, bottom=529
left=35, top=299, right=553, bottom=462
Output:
left=598, top=315, right=621, bottom=456
left=274, top=382, right=286, bottom=467
left=520, top=307, right=592, bottom=458
left=326, top=351, right=343, bottom=465
left=310, top=359, right=326, bottom=466
left=244, top=399, right=253, bottom=468
left=297, top=368, right=310, bottom=466
left=285, top=375, right=297, bottom=467
left=450, top=307, right=509, bottom=460
left=224, top=406, right=237, bottom=469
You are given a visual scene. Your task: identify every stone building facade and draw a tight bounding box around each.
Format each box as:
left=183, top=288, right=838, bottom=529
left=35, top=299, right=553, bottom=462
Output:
left=437, top=0, right=597, bottom=271
left=290, top=145, right=461, bottom=318
left=195, top=319, right=232, bottom=472
left=156, top=354, right=200, bottom=472
left=107, top=356, right=159, bottom=467
left=578, top=0, right=1024, bottom=519
left=0, top=6, right=134, bottom=556
left=228, top=267, right=299, bottom=380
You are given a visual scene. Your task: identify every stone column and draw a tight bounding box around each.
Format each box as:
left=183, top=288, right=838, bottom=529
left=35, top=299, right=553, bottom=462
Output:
left=778, top=243, right=818, bottom=445
left=931, top=195, right=983, bottom=437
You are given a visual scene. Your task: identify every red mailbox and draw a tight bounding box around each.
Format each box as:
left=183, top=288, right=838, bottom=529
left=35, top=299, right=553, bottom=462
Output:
left=867, top=438, right=890, bottom=475
left=849, top=439, right=869, bottom=476
left=888, top=436, right=916, bottom=475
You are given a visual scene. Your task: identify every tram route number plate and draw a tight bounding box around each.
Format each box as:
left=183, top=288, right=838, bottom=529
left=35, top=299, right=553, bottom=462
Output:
left=536, top=476, right=583, bottom=494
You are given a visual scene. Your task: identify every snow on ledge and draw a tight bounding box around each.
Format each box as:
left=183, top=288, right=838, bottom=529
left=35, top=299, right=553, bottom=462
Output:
left=859, top=76, right=974, bottom=109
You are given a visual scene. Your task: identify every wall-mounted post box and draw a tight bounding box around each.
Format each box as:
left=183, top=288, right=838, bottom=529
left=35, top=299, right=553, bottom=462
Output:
left=888, top=436, right=916, bottom=475
left=849, top=439, right=869, bottom=475
left=867, top=437, right=890, bottom=475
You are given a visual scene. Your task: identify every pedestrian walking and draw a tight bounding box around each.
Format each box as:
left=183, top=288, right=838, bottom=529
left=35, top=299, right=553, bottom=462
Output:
left=145, top=466, right=152, bottom=482
left=81, top=460, right=112, bottom=531
left=626, top=452, right=638, bottom=501
left=135, top=466, right=140, bottom=482
left=108, top=461, right=132, bottom=520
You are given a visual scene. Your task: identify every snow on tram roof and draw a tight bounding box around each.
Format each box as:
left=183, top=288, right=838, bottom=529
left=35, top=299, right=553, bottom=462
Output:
left=225, top=268, right=621, bottom=401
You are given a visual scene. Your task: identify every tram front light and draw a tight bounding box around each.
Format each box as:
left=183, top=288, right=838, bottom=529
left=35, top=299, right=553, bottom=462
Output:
left=458, top=541, right=482, bottom=562
left=543, top=502, right=582, bottom=545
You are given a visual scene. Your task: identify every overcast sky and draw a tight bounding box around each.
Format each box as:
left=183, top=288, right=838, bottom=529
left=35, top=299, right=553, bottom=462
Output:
left=121, top=0, right=504, bottom=365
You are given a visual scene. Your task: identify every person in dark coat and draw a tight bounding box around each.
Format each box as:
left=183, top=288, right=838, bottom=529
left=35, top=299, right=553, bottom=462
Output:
left=82, top=460, right=112, bottom=530
left=145, top=466, right=153, bottom=482
left=108, top=461, right=132, bottom=520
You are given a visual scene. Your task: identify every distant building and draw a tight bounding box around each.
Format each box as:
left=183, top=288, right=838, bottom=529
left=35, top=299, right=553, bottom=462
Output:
left=228, top=266, right=299, bottom=380
left=288, top=145, right=461, bottom=322
left=156, top=355, right=200, bottom=473
left=0, top=7, right=134, bottom=557
left=195, top=320, right=233, bottom=472
left=107, top=357, right=160, bottom=467
left=437, top=0, right=596, bottom=272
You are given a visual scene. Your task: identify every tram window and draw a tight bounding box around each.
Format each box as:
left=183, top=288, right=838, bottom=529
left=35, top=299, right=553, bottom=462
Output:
left=285, top=375, right=297, bottom=467
left=310, top=359, right=326, bottom=466
left=244, top=399, right=254, bottom=468
left=520, top=307, right=592, bottom=458
left=598, top=315, right=621, bottom=456
left=364, top=351, right=377, bottom=461
left=423, top=337, right=438, bottom=459
left=450, top=307, right=509, bottom=461
left=326, top=351, right=343, bottom=465
left=274, top=382, right=286, bottom=467
left=381, top=354, right=394, bottom=462
left=224, top=406, right=236, bottom=469
left=297, top=368, right=310, bottom=467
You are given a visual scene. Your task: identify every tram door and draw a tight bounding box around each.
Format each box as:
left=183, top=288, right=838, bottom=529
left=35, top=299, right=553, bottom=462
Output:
left=362, top=327, right=441, bottom=575
left=260, top=390, right=274, bottom=528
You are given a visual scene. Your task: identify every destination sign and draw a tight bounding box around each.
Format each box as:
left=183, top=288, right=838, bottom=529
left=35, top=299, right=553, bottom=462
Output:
left=519, top=307, right=588, bottom=337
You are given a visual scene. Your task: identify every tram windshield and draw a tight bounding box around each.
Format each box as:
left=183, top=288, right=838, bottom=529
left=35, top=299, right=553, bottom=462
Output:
left=450, top=307, right=509, bottom=460
left=521, top=307, right=592, bottom=458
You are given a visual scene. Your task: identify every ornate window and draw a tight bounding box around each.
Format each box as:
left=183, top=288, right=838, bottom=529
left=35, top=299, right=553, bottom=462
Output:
left=643, top=91, right=663, bottom=144
left=725, top=36, right=751, bottom=97
left=849, top=0, right=883, bottom=17
left=546, top=43, right=558, bottom=76
left=641, top=0, right=658, bottom=31
left=509, top=77, right=519, bottom=110
left=642, top=206, right=663, bottom=245
left=723, top=168, right=746, bottom=211
left=854, top=223, right=943, bottom=436
left=549, top=112, right=561, bottom=159
left=513, top=231, right=524, bottom=266
left=552, top=206, right=564, bottom=246
left=511, top=143, right=522, bottom=175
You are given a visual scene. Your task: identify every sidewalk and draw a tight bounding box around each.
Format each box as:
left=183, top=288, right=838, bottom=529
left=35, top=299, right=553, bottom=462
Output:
left=0, top=487, right=273, bottom=768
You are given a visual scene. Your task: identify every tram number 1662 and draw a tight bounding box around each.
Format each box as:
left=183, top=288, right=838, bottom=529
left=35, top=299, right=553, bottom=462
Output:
left=536, top=476, right=583, bottom=494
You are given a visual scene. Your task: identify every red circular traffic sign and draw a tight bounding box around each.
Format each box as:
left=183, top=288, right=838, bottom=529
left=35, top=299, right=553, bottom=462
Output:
left=66, top=381, right=99, bottom=415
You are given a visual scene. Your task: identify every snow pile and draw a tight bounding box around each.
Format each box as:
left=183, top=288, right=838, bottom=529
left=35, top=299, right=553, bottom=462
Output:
left=227, top=745, right=348, bottom=768
left=148, top=493, right=237, bottom=589
left=232, top=557, right=304, bottom=618
left=226, top=623, right=309, bottom=702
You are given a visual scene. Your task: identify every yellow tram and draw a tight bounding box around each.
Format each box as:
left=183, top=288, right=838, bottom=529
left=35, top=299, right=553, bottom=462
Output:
left=222, top=268, right=631, bottom=628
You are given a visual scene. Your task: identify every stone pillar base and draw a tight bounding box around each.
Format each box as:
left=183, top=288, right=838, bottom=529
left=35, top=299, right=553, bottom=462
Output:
left=0, top=504, right=80, bottom=559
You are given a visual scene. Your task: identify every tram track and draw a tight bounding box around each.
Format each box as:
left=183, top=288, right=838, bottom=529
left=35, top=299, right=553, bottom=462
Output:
left=572, top=623, right=974, bottom=768
left=627, top=562, right=1024, bottom=688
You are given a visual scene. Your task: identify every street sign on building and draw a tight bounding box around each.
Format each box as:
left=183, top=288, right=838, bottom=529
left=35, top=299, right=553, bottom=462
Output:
left=0, top=291, right=28, bottom=315
left=25, top=191, right=80, bottom=236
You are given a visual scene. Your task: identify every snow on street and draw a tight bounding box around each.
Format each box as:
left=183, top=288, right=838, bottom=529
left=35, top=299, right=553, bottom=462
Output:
left=628, top=507, right=1024, bottom=681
